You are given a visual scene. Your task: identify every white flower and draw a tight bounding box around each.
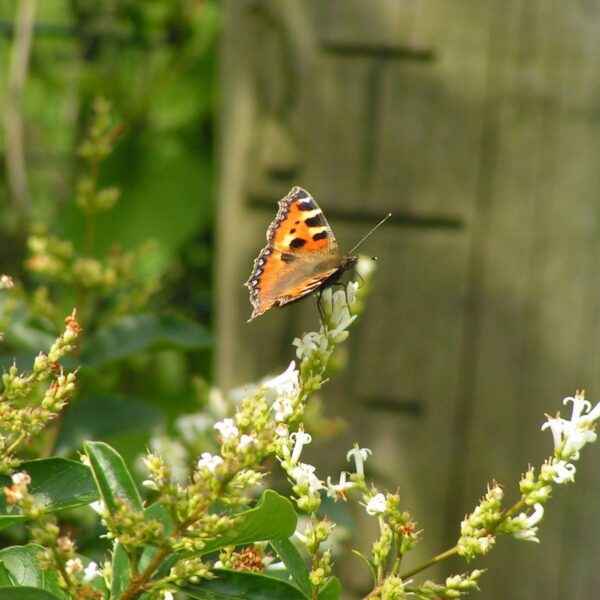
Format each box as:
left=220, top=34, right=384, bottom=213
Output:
left=263, top=361, right=299, bottom=396
left=541, top=415, right=567, bottom=451
left=265, top=362, right=300, bottom=422
left=290, top=429, right=312, bottom=465
left=214, top=418, right=239, bottom=441
left=239, top=434, right=257, bottom=450
left=512, top=504, right=544, bottom=543
left=142, top=479, right=158, bottom=490
left=564, top=393, right=591, bottom=423
left=563, top=427, right=596, bottom=457
left=326, top=471, right=355, bottom=501
left=526, top=503, right=544, bottom=526
left=551, top=460, right=576, bottom=484
left=11, top=472, right=30, bottom=486
left=293, top=332, right=328, bottom=360
left=272, top=396, right=295, bottom=422
left=275, top=423, right=289, bottom=439
left=290, top=463, right=323, bottom=494
left=161, top=592, right=175, bottom=600
left=347, top=444, right=372, bottom=477
left=543, top=392, right=600, bottom=461
left=365, top=493, right=387, bottom=516
left=83, top=561, right=100, bottom=583
left=65, top=558, right=83, bottom=575
left=476, top=536, right=492, bottom=553
left=197, top=452, right=224, bottom=472
left=586, top=400, right=600, bottom=422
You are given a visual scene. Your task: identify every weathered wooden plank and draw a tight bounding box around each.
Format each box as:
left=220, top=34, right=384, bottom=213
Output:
left=218, top=1, right=600, bottom=598
left=456, top=2, right=600, bottom=599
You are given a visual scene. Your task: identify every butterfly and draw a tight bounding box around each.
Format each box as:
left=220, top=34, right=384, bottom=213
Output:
left=245, top=187, right=359, bottom=321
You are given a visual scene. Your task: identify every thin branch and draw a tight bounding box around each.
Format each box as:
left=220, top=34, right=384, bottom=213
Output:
left=4, top=0, right=37, bottom=217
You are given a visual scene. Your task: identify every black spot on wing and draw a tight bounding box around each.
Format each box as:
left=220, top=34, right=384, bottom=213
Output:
left=281, top=253, right=297, bottom=262
left=305, top=214, right=326, bottom=227
left=297, top=201, right=315, bottom=211
left=312, top=231, right=328, bottom=241
left=289, top=238, right=307, bottom=249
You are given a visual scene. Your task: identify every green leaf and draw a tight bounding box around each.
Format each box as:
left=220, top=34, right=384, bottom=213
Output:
left=199, top=491, right=297, bottom=556
left=269, top=538, right=311, bottom=598
left=55, top=394, right=164, bottom=455
left=319, top=577, right=342, bottom=600
left=4, top=322, right=55, bottom=354
left=81, top=314, right=212, bottom=368
left=179, top=569, right=308, bottom=600
left=110, top=543, right=130, bottom=599
left=0, top=544, right=68, bottom=599
left=0, top=459, right=97, bottom=529
left=84, top=441, right=142, bottom=513
left=0, top=588, right=62, bottom=600
left=0, top=563, right=11, bottom=587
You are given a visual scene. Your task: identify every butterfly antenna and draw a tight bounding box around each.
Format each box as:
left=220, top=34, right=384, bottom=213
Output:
left=347, top=213, right=392, bottom=255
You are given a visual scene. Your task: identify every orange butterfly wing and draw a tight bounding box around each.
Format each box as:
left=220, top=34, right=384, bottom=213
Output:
left=246, top=187, right=342, bottom=321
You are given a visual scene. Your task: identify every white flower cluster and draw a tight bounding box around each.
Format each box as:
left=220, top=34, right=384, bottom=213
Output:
left=263, top=361, right=300, bottom=422
left=541, top=391, right=600, bottom=483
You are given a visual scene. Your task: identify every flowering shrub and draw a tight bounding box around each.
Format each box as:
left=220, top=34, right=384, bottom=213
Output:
left=1, top=255, right=600, bottom=600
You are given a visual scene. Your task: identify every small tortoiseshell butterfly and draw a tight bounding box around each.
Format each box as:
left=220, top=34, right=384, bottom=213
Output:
left=246, top=186, right=390, bottom=322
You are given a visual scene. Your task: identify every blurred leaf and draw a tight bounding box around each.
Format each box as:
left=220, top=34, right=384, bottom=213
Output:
left=269, top=538, right=311, bottom=597
left=3, top=322, right=55, bottom=354
left=84, top=441, right=142, bottom=513
left=81, top=314, right=212, bottom=368
left=0, top=459, right=97, bottom=529
left=179, top=569, right=307, bottom=600
left=0, top=544, right=68, bottom=599
left=55, top=394, right=164, bottom=455
left=0, top=588, right=62, bottom=600
left=319, top=577, right=341, bottom=600
left=66, top=135, right=214, bottom=275
left=198, top=491, right=297, bottom=556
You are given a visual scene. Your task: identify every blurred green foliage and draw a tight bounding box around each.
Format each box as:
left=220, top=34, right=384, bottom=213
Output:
left=0, top=0, right=219, bottom=313
left=0, top=0, right=221, bottom=556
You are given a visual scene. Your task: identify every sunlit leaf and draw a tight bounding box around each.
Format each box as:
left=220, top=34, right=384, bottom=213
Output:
left=84, top=441, right=142, bottom=513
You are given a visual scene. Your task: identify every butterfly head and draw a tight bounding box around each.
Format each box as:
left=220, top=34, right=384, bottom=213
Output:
left=341, top=254, right=358, bottom=272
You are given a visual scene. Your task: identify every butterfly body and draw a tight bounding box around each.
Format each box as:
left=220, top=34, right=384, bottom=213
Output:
left=246, top=187, right=357, bottom=321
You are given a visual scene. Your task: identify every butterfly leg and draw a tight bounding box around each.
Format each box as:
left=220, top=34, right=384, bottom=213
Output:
left=316, top=290, right=327, bottom=325
left=354, top=270, right=365, bottom=289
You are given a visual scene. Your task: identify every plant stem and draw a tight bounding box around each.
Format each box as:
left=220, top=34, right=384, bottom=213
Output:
left=310, top=513, right=321, bottom=600
left=5, top=432, right=27, bottom=457
left=399, top=494, right=529, bottom=581
left=400, top=545, right=459, bottom=580
left=118, top=544, right=175, bottom=600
